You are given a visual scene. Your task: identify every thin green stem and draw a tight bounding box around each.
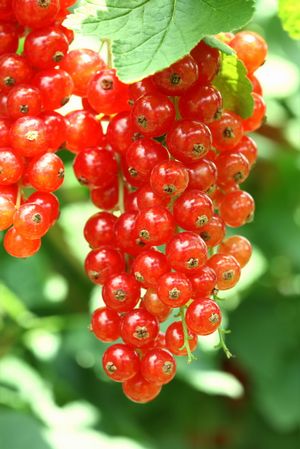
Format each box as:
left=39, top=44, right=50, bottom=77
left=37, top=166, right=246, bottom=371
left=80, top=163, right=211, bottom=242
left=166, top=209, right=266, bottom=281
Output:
left=216, top=327, right=234, bottom=359
left=179, top=306, right=197, bottom=363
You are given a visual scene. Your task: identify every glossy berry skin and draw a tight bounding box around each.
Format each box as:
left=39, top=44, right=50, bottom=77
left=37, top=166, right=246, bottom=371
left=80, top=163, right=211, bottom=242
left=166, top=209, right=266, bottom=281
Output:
left=126, top=138, right=168, bottom=184
left=209, top=112, right=243, bottom=151
left=122, top=373, right=162, bottom=403
left=84, top=211, right=117, bottom=249
left=102, top=272, right=141, bottom=312
left=166, top=232, right=208, bottom=274
left=150, top=160, right=189, bottom=198
left=216, top=152, right=250, bottom=185
left=33, top=68, right=74, bottom=110
left=153, top=55, right=198, bottom=95
left=12, top=0, right=60, bottom=29
left=220, top=190, right=255, bottom=227
left=157, top=271, right=193, bottom=308
left=135, top=206, right=175, bottom=246
left=124, top=189, right=139, bottom=213
left=0, top=54, right=32, bottom=93
left=0, top=148, right=24, bottom=185
left=136, top=184, right=169, bottom=210
left=0, top=184, right=18, bottom=203
left=0, top=23, right=19, bottom=55
left=60, top=48, right=105, bottom=97
left=166, top=120, right=212, bottom=164
left=243, top=93, right=266, bottom=132
left=4, top=227, right=41, bottom=258
left=121, top=308, right=159, bottom=349
left=142, top=288, right=170, bottom=322
left=230, top=31, right=268, bottom=74
left=0, top=195, right=15, bottom=230
left=132, top=249, right=170, bottom=288
left=9, top=116, right=48, bottom=157
left=128, top=77, right=157, bottom=102
left=102, top=344, right=139, bottom=382
left=132, top=93, right=175, bottom=137
left=41, top=111, right=67, bottom=151
left=141, top=348, right=176, bottom=385
left=165, top=321, right=198, bottom=356
left=91, top=307, right=120, bottom=342
left=0, top=117, right=11, bottom=146
left=114, top=212, right=144, bottom=257
left=186, top=299, right=221, bottom=335
left=27, top=191, right=59, bottom=226
left=26, top=153, right=64, bottom=192
left=219, top=235, right=252, bottom=268
left=91, top=181, right=118, bottom=211
left=24, top=27, right=69, bottom=70
left=248, top=73, right=263, bottom=96
left=13, top=203, right=50, bottom=240
left=189, top=266, right=217, bottom=297
left=84, top=247, right=125, bottom=285
left=87, top=68, right=129, bottom=115
left=73, top=148, right=117, bottom=189
left=173, top=190, right=214, bottom=231
left=7, top=85, right=42, bottom=120
left=199, top=215, right=226, bottom=248
left=234, top=135, right=258, bottom=167
left=188, top=159, right=217, bottom=193
left=0, top=0, right=14, bottom=21
left=191, top=40, right=220, bottom=84
left=65, top=110, right=104, bottom=152
left=207, top=254, right=241, bottom=290
left=106, top=111, right=141, bottom=155
left=179, top=84, right=222, bottom=123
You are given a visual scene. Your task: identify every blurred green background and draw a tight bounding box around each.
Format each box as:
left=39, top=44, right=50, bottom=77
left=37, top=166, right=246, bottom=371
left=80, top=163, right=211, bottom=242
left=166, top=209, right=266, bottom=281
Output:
left=1, top=1, right=300, bottom=448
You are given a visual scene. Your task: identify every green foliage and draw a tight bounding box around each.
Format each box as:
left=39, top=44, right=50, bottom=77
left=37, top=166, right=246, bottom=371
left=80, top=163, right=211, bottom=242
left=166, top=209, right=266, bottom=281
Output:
left=279, top=0, right=300, bottom=39
left=213, top=54, right=254, bottom=118
left=67, top=0, right=255, bottom=83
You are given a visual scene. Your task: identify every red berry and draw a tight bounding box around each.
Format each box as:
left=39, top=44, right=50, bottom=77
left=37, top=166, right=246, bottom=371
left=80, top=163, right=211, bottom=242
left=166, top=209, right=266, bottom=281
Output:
left=106, top=111, right=141, bottom=155
left=0, top=148, right=24, bottom=185
left=230, top=31, right=267, bottom=74
left=9, top=116, right=48, bottom=157
left=84, top=247, right=125, bottom=285
left=0, top=194, right=15, bottom=230
left=216, top=152, right=250, bottom=185
left=135, top=206, right=175, bottom=246
left=0, top=23, right=19, bottom=55
left=4, top=227, right=41, bottom=258
left=27, top=191, right=59, bottom=226
left=234, top=135, right=258, bottom=167
left=24, top=27, right=69, bottom=69
left=218, top=235, right=252, bottom=268
left=189, top=266, right=217, bottom=297
left=219, top=190, right=255, bottom=227
left=142, top=288, right=170, bottom=322
left=26, top=153, right=64, bottom=192
left=188, top=159, right=217, bottom=193
left=157, top=271, right=193, bottom=308
left=102, top=272, right=141, bottom=312
left=102, top=344, right=139, bottom=382
left=0, top=184, right=18, bottom=203
left=73, top=147, right=117, bottom=189
left=166, top=120, right=212, bottom=164
left=248, top=73, right=263, bottom=95
left=150, top=160, right=189, bottom=198
left=191, top=40, right=221, bottom=84
left=0, top=116, right=11, bottom=146
left=87, top=68, right=129, bottom=115
left=136, top=184, right=169, bottom=210
left=13, top=0, right=60, bottom=29
left=114, top=212, right=145, bottom=257
left=7, top=85, right=42, bottom=120
left=91, top=307, right=120, bottom=342
left=166, top=231, right=208, bottom=274
left=207, top=254, right=241, bottom=290
left=13, top=203, right=50, bottom=239
left=122, top=373, right=162, bottom=403
left=165, top=321, right=198, bottom=356
left=186, top=298, right=221, bottom=335
left=84, top=211, right=117, bottom=249
left=40, top=111, right=67, bottom=151
left=0, top=54, right=32, bottom=92
left=141, top=348, right=176, bottom=385
left=33, top=68, right=74, bottom=110
left=173, top=190, right=214, bottom=231
left=179, top=84, right=222, bottom=123
left=132, top=93, right=175, bottom=137
left=91, top=181, right=118, bottom=211
left=128, top=76, right=157, bottom=102
left=65, top=110, right=104, bottom=152
left=132, top=249, right=170, bottom=288
left=153, top=55, right=198, bottom=95
left=60, top=48, right=105, bottom=97
left=243, top=93, right=266, bottom=132
left=199, top=215, right=226, bottom=248
left=121, top=308, right=159, bottom=348
left=209, top=112, right=243, bottom=151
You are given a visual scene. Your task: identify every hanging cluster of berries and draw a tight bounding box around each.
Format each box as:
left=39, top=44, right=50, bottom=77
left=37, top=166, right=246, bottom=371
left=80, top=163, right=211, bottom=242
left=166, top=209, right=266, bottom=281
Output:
left=0, top=0, right=79, bottom=256
left=0, top=0, right=267, bottom=404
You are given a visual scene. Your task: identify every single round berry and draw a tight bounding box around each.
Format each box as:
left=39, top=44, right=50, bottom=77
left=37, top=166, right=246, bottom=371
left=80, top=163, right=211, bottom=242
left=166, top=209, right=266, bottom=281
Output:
left=33, top=68, right=74, bottom=110
left=186, top=298, right=221, bottom=335
left=0, top=54, right=32, bottom=93
left=166, top=232, right=208, bottom=274
left=136, top=184, right=169, bottom=210
left=157, top=271, right=193, bottom=308
left=65, top=110, right=104, bottom=152
left=135, top=206, right=175, bottom=246
left=153, top=55, right=198, bottom=95
left=91, top=307, right=120, bottom=342
left=219, top=190, right=255, bottom=227
left=7, top=85, right=42, bottom=119
left=188, top=159, right=217, bottom=193
left=173, top=190, right=214, bottom=231
left=165, top=321, right=198, bottom=356
left=179, top=84, right=222, bottom=123
left=12, top=0, right=60, bottom=29
left=91, top=181, right=118, bottom=211
left=114, top=212, right=145, bottom=257
left=209, top=112, right=243, bottom=151
left=142, top=288, right=170, bottom=322
left=150, top=160, right=189, bottom=198
left=218, top=235, right=252, bottom=268
left=84, top=247, right=125, bottom=285
left=102, top=344, right=139, bottom=382
left=13, top=203, right=50, bottom=239
left=0, top=195, right=15, bottom=230
left=26, top=153, right=64, bottom=192
left=216, top=152, right=250, bottom=185
left=106, top=111, right=141, bottom=155
left=234, top=135, right=258, bottom=168
left=128, top=76, right=157, bottom=103
left=41, top=111, right=67, bottom=151
left=9, top=116, right=48, bottom=157
left=229, top=31, right=268, bottom=74
left=189, top=266, right=217, bottom=297
left=199, top=215, right=226, bottom=248
left=0, top=148, right=24, bottom=185
left=141, top=348, right=176, bottom=385
left=191, top=40, right=221, bottom=84
left=132, top=249, right=170, bottom=288
left=4, top=227, right=41, bottom=258
left=84, top=211, right=117, bottom=249
left=243, top=93, right=266, bottom=132
left=121, top=308, right=159, bottom=348
left=207, top=254, right=241, bottom=290
left=27, top=191, right=59, bottom=226
left=73, top=147, right=117, bottom=189
left=102, top=272, right=141, bottom=312
left=122, top=373, right=162, bottom=403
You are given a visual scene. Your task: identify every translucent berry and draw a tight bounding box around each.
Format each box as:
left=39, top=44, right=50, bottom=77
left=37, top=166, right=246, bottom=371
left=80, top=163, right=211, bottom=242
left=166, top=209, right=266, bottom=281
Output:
left=122, top=373, right=162, bottom=403
left=91, top=307, right=120, bottom=342
left=173, top=190, right=214, bottom=231
left=165, top=321, right=198, bottom=356
left=13, top=203, right=50, bottom=239
left=207, top=254, right=241, bottom=290
left=218, top=235, right=252, bottom=268
left=84, top=247, right=125, bottom=285
left=4, top=227, right=41, bottom=258
left=102, top=272, right=141, bottom=312
left=179, top=84, right=222, bottom=123
left=186, top=298, right=221, bottom=335
left=166, top=231, right=208, bottom=274
left=150, top=160, right=189, bottom=198
left=153, top=55, right=198, bottom=95
left=102, top=344, right=139, bottom=382
left=141, top=348, right=176, bottom=385
left=157, top=271, right=193, bottom=308
left=84, top=211, right=117, bottom=249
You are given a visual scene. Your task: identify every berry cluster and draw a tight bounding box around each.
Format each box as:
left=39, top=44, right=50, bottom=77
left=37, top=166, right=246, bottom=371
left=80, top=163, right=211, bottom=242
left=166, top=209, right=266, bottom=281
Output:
left=82, top=34, right=267, bottom=402
left=0, top=0, right=81, bottom=256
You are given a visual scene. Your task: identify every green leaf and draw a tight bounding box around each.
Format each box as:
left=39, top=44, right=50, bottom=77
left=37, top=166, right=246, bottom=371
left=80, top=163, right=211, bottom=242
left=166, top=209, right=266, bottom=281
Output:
left=203, top=35, right=235, bottom=56
left=279, top=0, right=300, bottom=40
left=213, top=53, right=254, bottom=118
left=67, top=0, right=255, bottom=83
